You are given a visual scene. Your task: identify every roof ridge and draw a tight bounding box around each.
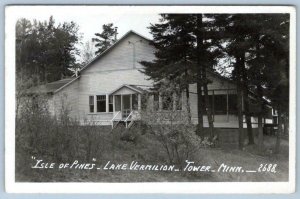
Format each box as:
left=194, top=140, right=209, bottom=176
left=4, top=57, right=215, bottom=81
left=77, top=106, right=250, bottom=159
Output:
left=79, top=30, right=151, bottom=73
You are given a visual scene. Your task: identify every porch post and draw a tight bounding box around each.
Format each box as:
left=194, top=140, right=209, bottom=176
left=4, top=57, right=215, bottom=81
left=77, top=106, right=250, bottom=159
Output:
left=106, top=94, right=109, bottom=113
left=130, top=94, right=132, bottom=110
left=113, top=95, right=115, bottom=112
left=121, top=95, right=123, bottom=112
left=138, top=94, right=141, bottom=110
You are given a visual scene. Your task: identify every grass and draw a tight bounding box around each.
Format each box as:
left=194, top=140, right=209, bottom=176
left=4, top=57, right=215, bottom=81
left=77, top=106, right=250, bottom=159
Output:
left=16, top=125, right=289, bottom=182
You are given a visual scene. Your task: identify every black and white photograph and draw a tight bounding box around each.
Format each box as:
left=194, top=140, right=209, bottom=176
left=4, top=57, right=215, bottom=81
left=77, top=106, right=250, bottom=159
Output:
left=5, top=5, right=296, bottom=193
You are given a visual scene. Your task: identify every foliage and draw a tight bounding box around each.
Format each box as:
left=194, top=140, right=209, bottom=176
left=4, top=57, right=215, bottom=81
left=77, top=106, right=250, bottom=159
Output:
left=80, top=40, right=97, bottom=65
left=140, top=14, right=226, bottom=136
left=138, top=82, right=210, bottom=167
left=16, top=17, right=81, bottom=85
left=92, top=23, right=118, bottom=55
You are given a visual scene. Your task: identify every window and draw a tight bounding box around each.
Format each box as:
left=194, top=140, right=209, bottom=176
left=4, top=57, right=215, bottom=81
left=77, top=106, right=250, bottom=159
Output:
left=132, top=94, right=138, bottom=110
left=89, top=96, right=94, bottom=113
left=162, top=95, right=173, bottom=110
left=228, top=94, right=238, bottom=114
left=214, top=95, right=227, bottom=115
left=201, top=95, right=213, bottom=113
left=175, top=92, right=182, bottom=110
left=109, top=95, right=113, bottom=112
left=153, top=93, right=159, bottom=111
left=199, top=92, right=238, bottom=116
left=115, top=95, right=121, bottom=111
left=96, top=95, right=106, bottom=112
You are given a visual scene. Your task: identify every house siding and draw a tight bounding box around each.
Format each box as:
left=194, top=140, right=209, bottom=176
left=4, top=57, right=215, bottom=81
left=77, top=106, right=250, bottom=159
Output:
left=48, top=31, right=266, bottom=128
left=52, top=80, right=79, bottom=119
left=76, top=33, right=154, bottom=122
left=181, top=73, right=241, bottom=127
left=83, top=33, right=155, bottom=73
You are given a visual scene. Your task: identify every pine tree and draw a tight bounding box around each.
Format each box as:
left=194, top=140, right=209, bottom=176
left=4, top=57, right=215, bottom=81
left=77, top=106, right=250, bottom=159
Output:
left=16, top=16, right=80, bottom=84
left=92, top=23, right=117, bottom=55
left=213, top=14, right=262, bottom=147
left=246, top=14, right=289, bottom=153
left=142, top=14, right=223, bottom=135
left=193, top=14, right=224, bottom=138
left=141, top=14, right=196, bottom=123
left=214, top=14, right=290, bottom=150
left=81, top=40, right=96, bottom=65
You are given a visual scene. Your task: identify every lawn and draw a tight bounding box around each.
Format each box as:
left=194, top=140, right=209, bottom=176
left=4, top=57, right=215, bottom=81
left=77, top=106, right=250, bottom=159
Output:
left=15, top=124, right=289, bottom=182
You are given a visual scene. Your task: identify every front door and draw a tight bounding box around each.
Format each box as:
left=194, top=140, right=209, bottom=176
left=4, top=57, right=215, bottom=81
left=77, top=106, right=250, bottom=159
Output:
left=122, top=95, right=131, bottom=119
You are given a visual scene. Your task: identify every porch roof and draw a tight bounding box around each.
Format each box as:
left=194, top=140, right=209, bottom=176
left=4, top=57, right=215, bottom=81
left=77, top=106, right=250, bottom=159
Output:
left=109, top=84, right=151, bottom=95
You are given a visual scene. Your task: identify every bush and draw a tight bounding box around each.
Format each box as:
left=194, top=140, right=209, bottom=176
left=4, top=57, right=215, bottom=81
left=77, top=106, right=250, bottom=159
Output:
left=139, top=90, right=201, bottom=168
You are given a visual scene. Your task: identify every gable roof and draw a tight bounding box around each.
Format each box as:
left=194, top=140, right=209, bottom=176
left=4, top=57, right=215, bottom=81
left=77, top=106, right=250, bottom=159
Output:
left=79, top=30, right=151, bottom=73
left=28, top=30, right=235, bottom=95
left=109, top=84, right=151, bottom=95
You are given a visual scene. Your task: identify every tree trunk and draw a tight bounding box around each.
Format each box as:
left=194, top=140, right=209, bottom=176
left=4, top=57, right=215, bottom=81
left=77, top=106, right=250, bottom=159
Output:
left=236, top=56, right=244, bottom=150
left=196, top=14, right=214, bottom=138
left=257, top=85, right=264, bottom=151
left=196, top=14, right=204, bottom=135
left=185, top=84, right=192, bottom=124
left=243, top=90, right=254, bottom=145
left=202, top=69, right=214, bottom=138
left=275, top=106, right=283, bottom=154
left=196, top=82, right=204, bottom=134
left=241, top=53, right=254, bottom=145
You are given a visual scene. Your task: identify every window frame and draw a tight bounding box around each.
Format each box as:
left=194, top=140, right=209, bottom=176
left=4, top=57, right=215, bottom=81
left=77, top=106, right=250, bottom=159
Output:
left=162, top=94, right=173, bottom=111
left=96, top=95, right=106, bottom=113
left=213, top=94, right=228, bottom=115
left=89, top=95, right=94, bottom=113
left=108, top=95, right=113, bottom=112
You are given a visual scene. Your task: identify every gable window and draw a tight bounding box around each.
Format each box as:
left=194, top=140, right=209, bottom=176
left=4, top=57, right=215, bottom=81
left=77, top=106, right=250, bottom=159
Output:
left=96, top=95, right=106, bottom=112
left=109, top=95, right=113, bottom=112
left=89, top=96, right=94, bottom=113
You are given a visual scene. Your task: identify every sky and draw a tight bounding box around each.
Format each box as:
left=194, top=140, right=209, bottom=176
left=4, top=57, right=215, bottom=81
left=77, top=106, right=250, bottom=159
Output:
left=11, top=6, right=162, bottom=63
left=12, top=6, right=161, bottom=44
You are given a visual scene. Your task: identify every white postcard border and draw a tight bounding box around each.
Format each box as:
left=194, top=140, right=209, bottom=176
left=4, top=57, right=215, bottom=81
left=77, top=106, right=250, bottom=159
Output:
left=5, top=5, right=296, bottom=194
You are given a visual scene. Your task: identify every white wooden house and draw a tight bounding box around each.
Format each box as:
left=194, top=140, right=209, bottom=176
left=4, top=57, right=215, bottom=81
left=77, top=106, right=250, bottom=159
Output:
left=27, top=30, right=273, bottom=129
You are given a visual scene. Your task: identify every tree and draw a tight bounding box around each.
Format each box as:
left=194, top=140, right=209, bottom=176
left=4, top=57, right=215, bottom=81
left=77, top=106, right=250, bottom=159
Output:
left=214, top=14, right=290, bottom=150
left=193, top=14, right=224, bottom=138
left=16, top=16, right=81, bottom=85
left=141, top=14, right=196, bottom=123
left=213, top=14, right=260, bottom=147
left=141, top=14, right=223, bottom=137
left=255, top=14, right=289, bottom=153
left=92, top=23, right=118, bottom=55
left=234, top=14, right=289, bottom=151
left=81, top=40, right=96, bottom=65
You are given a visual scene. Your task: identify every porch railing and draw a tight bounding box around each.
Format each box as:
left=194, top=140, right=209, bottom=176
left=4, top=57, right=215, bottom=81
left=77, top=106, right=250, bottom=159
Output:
left=124, top=111, right=133, bottom=128
left=111, top=111, right=121, bottom=129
